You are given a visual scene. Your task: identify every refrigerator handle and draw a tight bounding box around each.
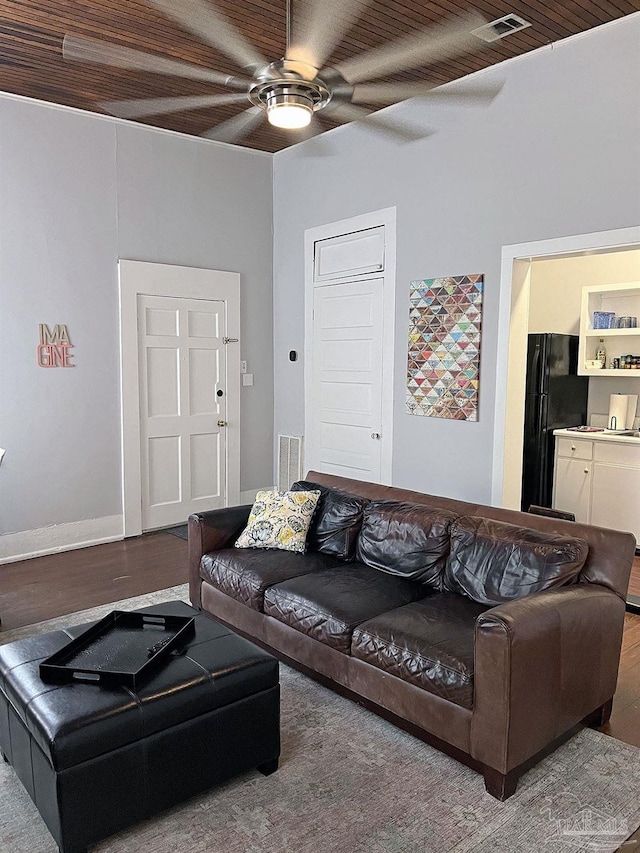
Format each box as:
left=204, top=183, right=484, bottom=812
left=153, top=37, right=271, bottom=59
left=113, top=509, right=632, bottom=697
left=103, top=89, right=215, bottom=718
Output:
left=531, top=341, right=542, bottom=395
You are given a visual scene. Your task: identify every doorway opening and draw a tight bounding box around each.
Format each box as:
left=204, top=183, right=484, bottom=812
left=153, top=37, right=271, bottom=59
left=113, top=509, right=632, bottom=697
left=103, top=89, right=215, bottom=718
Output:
left=492, top=227, right=640, bottom=607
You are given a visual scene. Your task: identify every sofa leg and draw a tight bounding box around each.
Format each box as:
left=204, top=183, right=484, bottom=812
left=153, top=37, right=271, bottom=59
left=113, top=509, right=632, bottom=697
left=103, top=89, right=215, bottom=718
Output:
left=257, top=758, right=279, bottom=776
left=483, top=767, right=519, bottom=801
left=587, top=698, right=613, bottom=728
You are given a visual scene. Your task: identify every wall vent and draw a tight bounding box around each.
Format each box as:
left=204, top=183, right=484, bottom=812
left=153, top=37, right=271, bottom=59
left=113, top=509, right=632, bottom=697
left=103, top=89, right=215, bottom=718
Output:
left=278, top=434, right=303, bottom=491
left=472, top=14, right=531, bottom=43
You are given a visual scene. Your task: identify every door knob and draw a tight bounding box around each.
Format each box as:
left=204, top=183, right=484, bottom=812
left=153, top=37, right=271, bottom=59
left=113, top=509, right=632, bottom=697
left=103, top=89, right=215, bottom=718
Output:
left=371, top=432, right=381, bottom=440
left=218, top=419, right=227, bottom=427
left=584, top=468, right=589, bottom=474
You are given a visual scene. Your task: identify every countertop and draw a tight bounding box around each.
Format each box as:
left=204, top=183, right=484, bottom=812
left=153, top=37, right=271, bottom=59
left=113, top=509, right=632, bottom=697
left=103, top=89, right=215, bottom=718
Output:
left=553, top=428, right=640, bottom=444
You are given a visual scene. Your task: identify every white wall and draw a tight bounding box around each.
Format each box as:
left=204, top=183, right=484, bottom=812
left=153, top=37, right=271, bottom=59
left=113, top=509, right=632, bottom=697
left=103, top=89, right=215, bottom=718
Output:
left=528, top=249, right=640, bottom=335
left=0, top=95, right=273, bottom=553
left=272, top=15, right=640, bottom=504
left=527, top=249, right=640, bottom=421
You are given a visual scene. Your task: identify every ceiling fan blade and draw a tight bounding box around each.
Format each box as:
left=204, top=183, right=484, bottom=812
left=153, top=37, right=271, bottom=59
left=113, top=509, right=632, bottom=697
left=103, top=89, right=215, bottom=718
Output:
left=325, top=102, right=429, bottom=142
left=201, top=106, right=264, bottom=143
left=99, top=93, right=249, bottom=119
left=287, top=0, right=370, bottom=70
left=62, top=35, right=249, bottom=88
left=351, top=80, right=503, bottom=106
left=147, top=0, right=266, bottom=71
left=334, top=11, right=486, bottom=84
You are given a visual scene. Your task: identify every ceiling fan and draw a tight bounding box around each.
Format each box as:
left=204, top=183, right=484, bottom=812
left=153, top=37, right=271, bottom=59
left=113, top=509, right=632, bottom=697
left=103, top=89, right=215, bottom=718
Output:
left=62, top=0, right=501, bottom=146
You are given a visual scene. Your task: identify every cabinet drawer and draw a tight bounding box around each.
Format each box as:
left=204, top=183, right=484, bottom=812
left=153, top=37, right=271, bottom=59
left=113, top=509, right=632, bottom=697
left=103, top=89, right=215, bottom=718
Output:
left=594, top=442, right=640, bottom=468
left=556, top=437, right=593, bottom=460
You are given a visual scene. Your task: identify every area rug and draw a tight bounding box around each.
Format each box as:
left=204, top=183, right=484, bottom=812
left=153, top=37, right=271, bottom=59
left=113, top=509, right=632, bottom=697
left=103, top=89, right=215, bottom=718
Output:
left=1, top=586, right=639, bottom=853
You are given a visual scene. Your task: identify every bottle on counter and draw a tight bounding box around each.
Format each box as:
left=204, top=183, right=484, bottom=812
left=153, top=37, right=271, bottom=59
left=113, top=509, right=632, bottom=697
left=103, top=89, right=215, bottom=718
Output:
left=596, top=338, right=607, bottom=368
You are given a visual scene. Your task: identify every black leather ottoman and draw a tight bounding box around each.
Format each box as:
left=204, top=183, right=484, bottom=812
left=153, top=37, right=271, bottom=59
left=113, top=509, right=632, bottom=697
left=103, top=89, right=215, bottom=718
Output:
left=0, top=600, right=280, bottom=853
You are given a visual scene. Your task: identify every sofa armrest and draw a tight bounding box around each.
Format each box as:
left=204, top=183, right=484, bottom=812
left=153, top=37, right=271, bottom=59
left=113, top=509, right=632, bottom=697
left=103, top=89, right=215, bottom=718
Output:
left=188, top=506, right=251, bottom=607
left=471, top=584, right=625, bottom=774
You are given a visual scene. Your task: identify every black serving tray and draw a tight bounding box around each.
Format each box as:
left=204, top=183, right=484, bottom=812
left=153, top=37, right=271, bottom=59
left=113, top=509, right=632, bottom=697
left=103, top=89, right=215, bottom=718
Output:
left=40, top=611, right=195, bottom=689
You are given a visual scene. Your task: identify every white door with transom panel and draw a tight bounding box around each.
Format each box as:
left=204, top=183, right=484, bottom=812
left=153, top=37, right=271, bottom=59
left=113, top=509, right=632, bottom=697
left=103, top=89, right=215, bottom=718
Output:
left=138, top=294, right=228, bottom=529
left=310, top=278, right=384, bottom=481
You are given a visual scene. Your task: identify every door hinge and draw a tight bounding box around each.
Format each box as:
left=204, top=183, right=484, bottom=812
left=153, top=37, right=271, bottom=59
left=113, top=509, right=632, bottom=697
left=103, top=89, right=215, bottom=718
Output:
left=223, top=337, right=239, bottom=344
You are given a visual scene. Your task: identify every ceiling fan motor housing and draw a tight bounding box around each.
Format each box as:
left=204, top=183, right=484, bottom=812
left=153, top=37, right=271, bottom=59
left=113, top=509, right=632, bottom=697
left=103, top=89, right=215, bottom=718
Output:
left=249, top=59, right=333, bottom=117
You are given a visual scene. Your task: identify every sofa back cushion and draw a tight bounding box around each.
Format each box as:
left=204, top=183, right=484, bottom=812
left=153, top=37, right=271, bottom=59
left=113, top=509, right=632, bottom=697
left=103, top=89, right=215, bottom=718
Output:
left=356, top=500, right=458, bottom=586
left=291, top=480, right=368, bottom=561
left=443, top=516, right=589, bottom=606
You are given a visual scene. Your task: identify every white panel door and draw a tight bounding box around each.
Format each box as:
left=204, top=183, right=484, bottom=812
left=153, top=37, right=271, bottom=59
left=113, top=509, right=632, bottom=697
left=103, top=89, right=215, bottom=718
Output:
left=138, top=294, right=227, bottom=529
left=310, top=279, right=384, bottom=481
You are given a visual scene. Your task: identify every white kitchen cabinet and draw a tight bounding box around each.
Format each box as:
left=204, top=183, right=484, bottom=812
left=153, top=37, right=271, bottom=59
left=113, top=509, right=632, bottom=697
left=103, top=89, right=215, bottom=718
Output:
left=554, top=457, right=592, bottom=523
left=553, top=430, right=640, bottom=543
left=590, top=464, right=640, bottom=536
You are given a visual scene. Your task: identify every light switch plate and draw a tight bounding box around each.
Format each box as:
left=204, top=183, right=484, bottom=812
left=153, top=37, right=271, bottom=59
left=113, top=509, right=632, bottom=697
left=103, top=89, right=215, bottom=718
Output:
left=242, top=373, right=254, bottom=386
left=240, top=361, right=247, bottom=374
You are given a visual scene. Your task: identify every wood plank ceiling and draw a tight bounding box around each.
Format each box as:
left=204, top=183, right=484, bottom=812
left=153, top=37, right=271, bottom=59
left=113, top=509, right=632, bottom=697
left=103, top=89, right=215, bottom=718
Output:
left=0, top=1, right=637, bottom=152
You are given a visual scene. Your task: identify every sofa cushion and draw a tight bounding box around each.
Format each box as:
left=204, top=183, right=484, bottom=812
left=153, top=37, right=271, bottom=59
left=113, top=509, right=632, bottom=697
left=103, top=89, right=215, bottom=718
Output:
left=351, top=594, right=489, bottom=709
left=201, top=548, right=342, bottom=611
left=234, top=489, right=321, bottom=554
left=263, top=563, right=426, bottom=654
left=291, top=480, right=368, bottom=561
left=356, top=500, right=458, bottom=587
left=443, top=516, right=589, bottom=606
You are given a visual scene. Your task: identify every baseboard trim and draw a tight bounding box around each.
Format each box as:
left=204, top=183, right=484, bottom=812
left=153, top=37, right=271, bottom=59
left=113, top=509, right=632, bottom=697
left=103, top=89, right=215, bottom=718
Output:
left=0, top=515, right=124, bottom=564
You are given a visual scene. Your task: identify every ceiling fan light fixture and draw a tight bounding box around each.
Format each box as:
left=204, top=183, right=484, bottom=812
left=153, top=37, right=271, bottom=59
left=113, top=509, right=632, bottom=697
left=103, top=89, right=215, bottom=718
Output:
left=266, top=91, right=313, bottom=129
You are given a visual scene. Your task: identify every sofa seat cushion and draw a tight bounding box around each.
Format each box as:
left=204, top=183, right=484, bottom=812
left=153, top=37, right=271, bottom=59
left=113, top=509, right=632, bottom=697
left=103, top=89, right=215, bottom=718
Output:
left=351, top=594, right=489, bottom=709
left=356, top=500, right=458, bottom=587
left=444, top=516, right=589, bottom=606
left=263, top=563, right=426, bottom=654
left=201, top=548, right=342, bottom=611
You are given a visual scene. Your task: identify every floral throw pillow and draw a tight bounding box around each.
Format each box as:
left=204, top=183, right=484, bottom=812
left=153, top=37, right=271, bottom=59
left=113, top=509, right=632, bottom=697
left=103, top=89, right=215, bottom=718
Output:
left=235, top=489, right=321, bottom=553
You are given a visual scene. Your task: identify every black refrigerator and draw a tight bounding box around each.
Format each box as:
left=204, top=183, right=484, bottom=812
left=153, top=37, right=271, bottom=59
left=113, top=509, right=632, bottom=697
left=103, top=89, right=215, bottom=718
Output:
left=520, top=334, right=589, bottom=512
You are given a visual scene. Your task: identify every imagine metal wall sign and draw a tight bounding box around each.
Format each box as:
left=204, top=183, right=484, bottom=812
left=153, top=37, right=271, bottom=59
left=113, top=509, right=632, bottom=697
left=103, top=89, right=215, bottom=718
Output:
left=37, top=324, right=75, bottom=368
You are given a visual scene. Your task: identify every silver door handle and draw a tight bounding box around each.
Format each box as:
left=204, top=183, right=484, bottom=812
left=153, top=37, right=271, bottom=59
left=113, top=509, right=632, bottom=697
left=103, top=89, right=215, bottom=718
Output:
left=218, top=420, right=227, bottom=427
left=371, top=432, right=381, bottom=440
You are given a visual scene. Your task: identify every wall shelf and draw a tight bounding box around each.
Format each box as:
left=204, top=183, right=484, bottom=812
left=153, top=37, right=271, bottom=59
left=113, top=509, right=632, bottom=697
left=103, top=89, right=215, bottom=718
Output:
left=584, top=328, right=640, bottom=337
left=579, top=282, right=640, bottom=376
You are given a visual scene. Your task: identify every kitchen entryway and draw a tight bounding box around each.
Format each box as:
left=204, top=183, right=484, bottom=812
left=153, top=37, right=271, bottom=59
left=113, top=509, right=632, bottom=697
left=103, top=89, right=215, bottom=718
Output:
left=495, top=229, right=640, bottom=607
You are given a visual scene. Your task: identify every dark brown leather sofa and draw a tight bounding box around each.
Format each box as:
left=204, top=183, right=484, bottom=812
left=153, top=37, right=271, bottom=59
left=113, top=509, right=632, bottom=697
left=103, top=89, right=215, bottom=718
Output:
left=189, top=471, right=635, bottom=800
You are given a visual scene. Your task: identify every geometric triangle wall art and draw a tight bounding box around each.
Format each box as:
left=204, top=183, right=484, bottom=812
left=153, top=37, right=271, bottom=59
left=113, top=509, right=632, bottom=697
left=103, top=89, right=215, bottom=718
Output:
left=406, top=274, right=483, bottom=421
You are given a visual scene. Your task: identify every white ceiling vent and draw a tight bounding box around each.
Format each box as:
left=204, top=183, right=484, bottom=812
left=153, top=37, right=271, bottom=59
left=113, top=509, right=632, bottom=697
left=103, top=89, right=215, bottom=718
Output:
left=472, top=14, right=531, bottom=43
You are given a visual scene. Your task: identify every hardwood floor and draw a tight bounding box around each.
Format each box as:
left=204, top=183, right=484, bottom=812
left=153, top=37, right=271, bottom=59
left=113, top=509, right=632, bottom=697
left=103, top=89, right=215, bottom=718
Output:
left=627, top=553, right=640, bottom=598
left=0, top=533, right=188, bottom=632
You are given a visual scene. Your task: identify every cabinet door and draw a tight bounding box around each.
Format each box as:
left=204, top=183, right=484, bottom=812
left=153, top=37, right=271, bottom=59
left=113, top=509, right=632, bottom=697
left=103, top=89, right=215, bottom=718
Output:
left=591, top=463, right=640, bottom=540
left=553, top=457, right=592, bottom=522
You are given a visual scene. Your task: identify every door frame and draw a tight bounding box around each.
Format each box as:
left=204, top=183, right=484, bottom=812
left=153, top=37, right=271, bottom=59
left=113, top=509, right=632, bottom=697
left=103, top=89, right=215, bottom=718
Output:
left=119, top=260, right=241, bottom=537
left=304, top=207, right=397, bottom=484
left=491, top=225, right=640, bottom=509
